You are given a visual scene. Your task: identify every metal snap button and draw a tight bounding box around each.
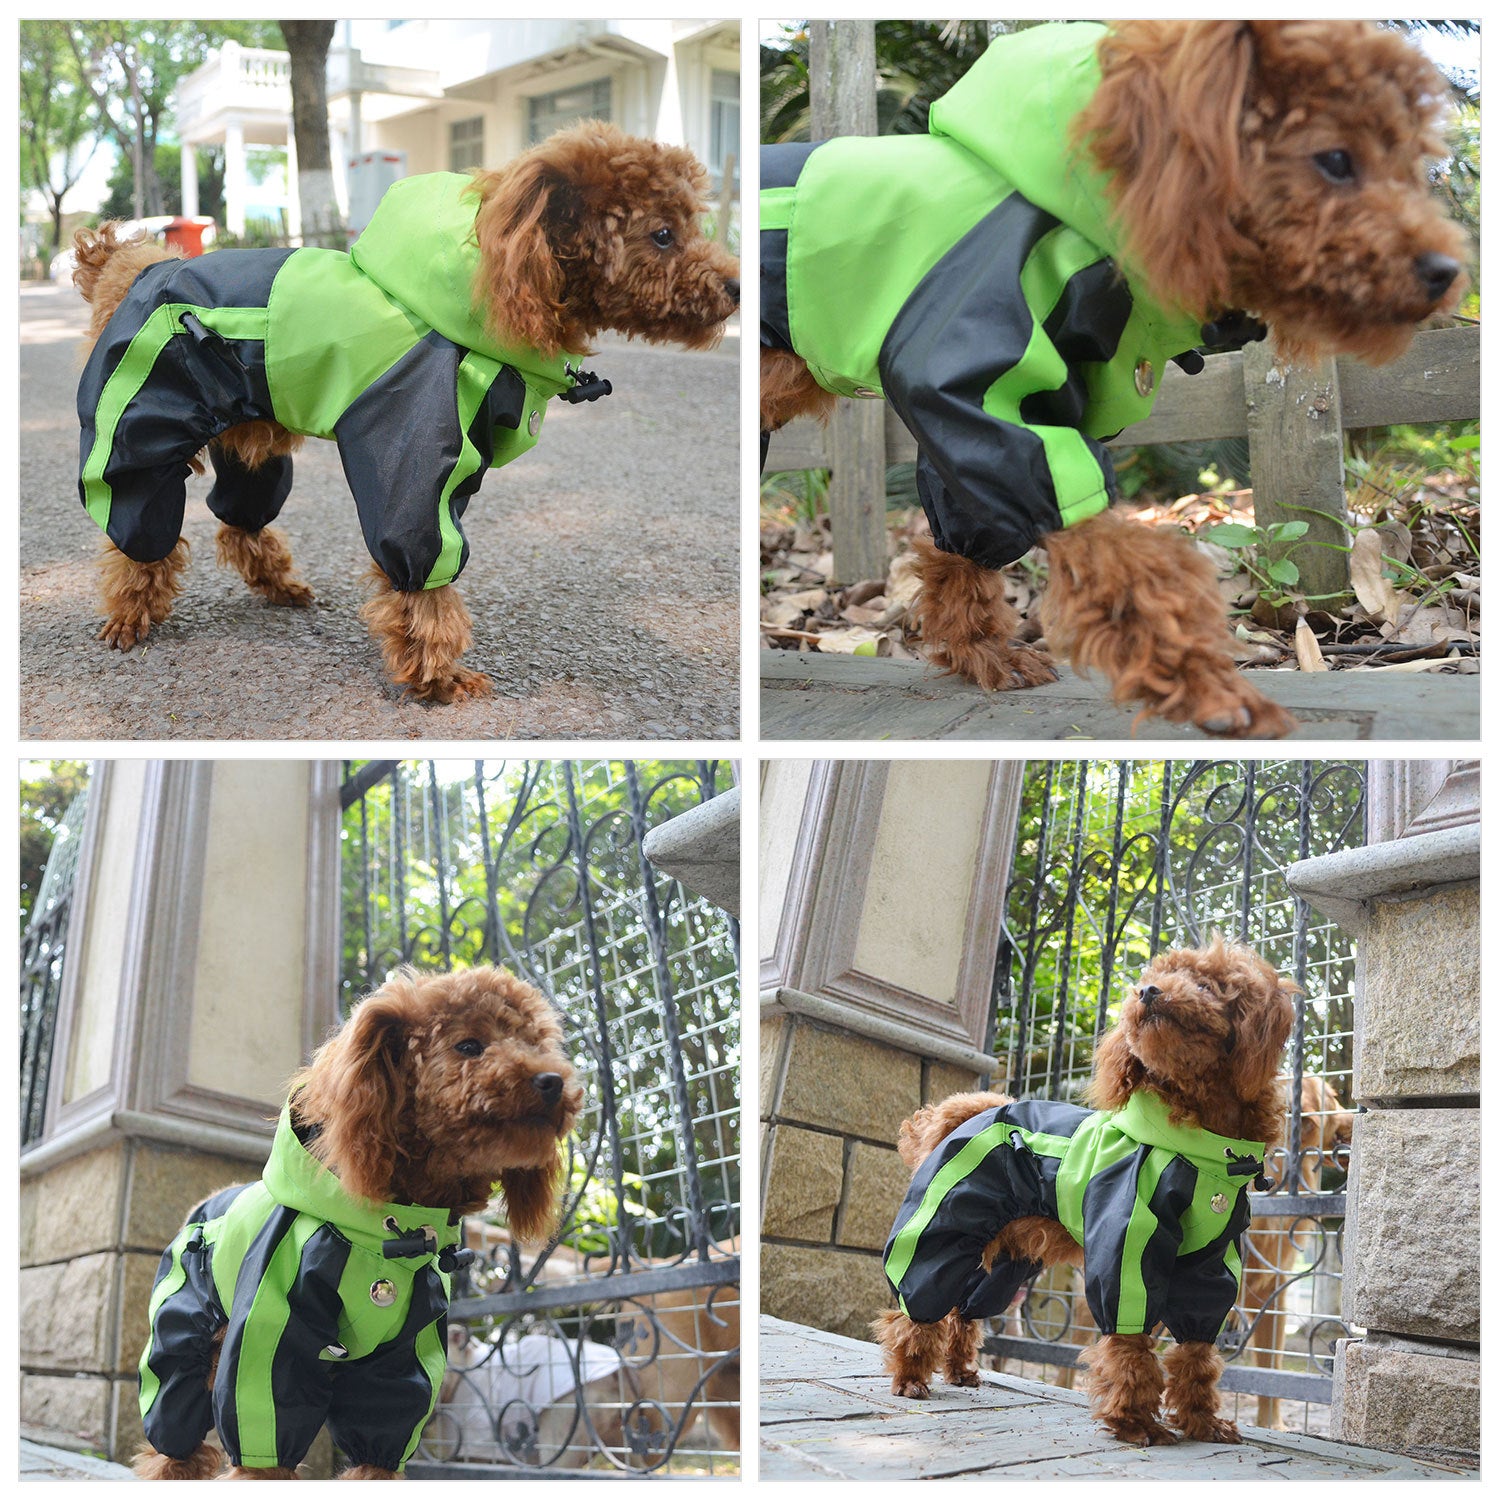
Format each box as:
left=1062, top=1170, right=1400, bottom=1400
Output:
left=1210, top=1192, right=1228, bottom=1214
left=528, top=409, right=541, bottom=436
left=1134, top=359, right=1155, bottom=397
left=852, top=386, right=880, bottom=399
left=370, top=1279, right=397, bottom=1306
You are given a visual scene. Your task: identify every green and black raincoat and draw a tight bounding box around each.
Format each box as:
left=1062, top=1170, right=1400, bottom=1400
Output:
left=762, top=22, right=1231, bottom=569
left=883, top=1093, right=1266, bottom=1344
left=78, top=173, right=583, bottom=592
left=139, top=1105, right=463, bottom=1472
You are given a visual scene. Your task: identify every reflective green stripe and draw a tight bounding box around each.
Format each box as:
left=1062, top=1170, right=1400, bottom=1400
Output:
left=422, top=351, right=499, bottom=589
left=232, top=1214, right=321, bottom=1467
left=984, top=223, right=1111, bottom=527
left=884, top=1118, right=1012, bottom=1292
left=1114, top=1148, right=1175, bottom=1334
left=402, top=1315, right=450, bottom=1467
left=81, top=303, right=270, bottom=530
left=138, top=1229, right=193, bottom=1419
left=760, top=186, right=795, bottom=232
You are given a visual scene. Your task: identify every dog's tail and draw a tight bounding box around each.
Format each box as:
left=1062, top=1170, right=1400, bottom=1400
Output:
left=70, top=222, right=146, bottom=304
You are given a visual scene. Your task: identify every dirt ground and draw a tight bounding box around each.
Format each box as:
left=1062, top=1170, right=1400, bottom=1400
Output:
left=21, top=281, right=740, bottom=740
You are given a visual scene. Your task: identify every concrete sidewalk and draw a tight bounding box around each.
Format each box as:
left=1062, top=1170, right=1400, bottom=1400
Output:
left=21, top=1438, right=133, bottom=1481
left=762, top=651, right=1479, bottom=741
left=759, top=1317, right=1473, bottom=1481
left=21, top=281, right=739, bottom=740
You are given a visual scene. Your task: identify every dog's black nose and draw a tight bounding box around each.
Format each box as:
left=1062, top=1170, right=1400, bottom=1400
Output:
left=531, top=1072, right=564, bottom=1104
left=1414, top=252, right=1461, bottom=301
left=725, top=278, right=740, bottom=304
left=1138, top=984, right=1161, bottom=1010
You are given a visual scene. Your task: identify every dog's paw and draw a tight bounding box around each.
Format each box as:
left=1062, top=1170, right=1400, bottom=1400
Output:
left=947, top=1369, right=982, bottom=1388
left=261, top=578, right=315, bottom=608
left=1104, top=1414, right=1178, bottom=1447
left=1189, top=676, right=1295, bottom=739
left=1175, top=1414, right=1241, bottom=1445
left=97, top=613, right=152, bottom=650
left=891, top=1377, right=931, bottom=1399
left=412, top=667, right=493, bottom=706
left=929, top=638, right=1057, bottom=693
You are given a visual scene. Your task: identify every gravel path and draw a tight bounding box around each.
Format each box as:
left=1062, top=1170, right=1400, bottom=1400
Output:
left=21, top=281, right=740, bottom=740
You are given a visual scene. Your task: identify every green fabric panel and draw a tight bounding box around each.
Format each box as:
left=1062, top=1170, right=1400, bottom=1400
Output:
left=332, top=1236, right=416, bottom=1360
left=884, top=1116, right=1013, bottom=1292
left=80, top=304, right=180, bottom=528
left=195, top=306, right=269, bottom=342
left=1113, top=1147, right=1175, bottom=1335
left=1112, top=1092, right=1263, bottom=1173
left=424, top=351, right=502, bottom=589
left=785, top=133, right=1009, bottom=396
left=760, top=187, right=795, bottom=232
left=138, top=1226, right=192, bottom=1418
left=490, top=379, right=546, bottom=469
left=263, top=249, right=426, bottom=438
left=232, top=1213, right=323, bottom=1468
left=1052, top=1111, right=1137, bottom=1244
left=402, top=1319, right=450, bottom=1468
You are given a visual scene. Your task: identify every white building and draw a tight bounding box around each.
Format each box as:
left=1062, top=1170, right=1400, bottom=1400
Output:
left=174, top=18, right=740, bottom=238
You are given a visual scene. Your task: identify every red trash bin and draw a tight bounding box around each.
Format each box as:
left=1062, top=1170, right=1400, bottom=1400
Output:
left=163, top=217, right=216, bottom=256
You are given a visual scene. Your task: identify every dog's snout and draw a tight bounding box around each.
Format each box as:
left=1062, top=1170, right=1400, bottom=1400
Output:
left=1414, top=252, right=1461, bottom=302
left=724, top=277, right=740, bottom=305
left=531, top=1071, right=564, bottom=1105
left=1138, top=984, right=1161, bottom=1010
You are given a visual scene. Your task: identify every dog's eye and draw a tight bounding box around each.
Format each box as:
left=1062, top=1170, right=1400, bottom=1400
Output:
left=651, top=227, right=675, bottom=248
left=454, top=1039, right=484, bottom=1058
left=1313, top=149, right=1356, bottom=185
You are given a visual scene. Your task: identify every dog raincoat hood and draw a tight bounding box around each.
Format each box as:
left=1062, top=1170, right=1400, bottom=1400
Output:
left=138, top=1104, right=462, bottom=1473
left=883, top=1092, right=1266, bottom=1344
left=760, top=22, right=1209, bottom=569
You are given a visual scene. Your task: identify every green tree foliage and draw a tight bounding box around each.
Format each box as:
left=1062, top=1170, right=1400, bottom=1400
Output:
left=20, top=21, right=98, bottom=251
left=98, top=141, right=227, bottom=222
left=20, top=762, right=91, bottom=930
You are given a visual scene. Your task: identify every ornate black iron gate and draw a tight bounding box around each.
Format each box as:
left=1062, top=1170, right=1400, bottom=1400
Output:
left=992, top=760, right=1365, bottom=1433
left=340, top=760, right=740, bottom=1476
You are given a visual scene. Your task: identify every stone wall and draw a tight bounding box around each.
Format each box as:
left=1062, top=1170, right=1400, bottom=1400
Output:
left=1290, top=764, right=1479, bottom=1468
left=760, top=1010, right=983, bottom=1341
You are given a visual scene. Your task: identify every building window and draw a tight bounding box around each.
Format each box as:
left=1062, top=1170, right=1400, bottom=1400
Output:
left=527, top=78, right=611, bottom=144
left=709, top=69, right=740, bottom=191
left=449, top=116, right=485, bottom=172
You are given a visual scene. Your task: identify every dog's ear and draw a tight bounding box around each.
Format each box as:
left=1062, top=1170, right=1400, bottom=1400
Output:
left=498, top=1152, right=566, bottom=1247
left=1087, top=1024, right=1146, bottom=1111
left=292, top=980, right=413, bottom=1203
left=1230, top=973, right=1298, bottom=1104
left=1074, top=20, right=1259, bottom=318
left=470, top=152, right=579, bottom=357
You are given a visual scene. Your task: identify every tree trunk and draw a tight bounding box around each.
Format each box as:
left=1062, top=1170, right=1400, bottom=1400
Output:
left=280, top=20, right=343, bottom=248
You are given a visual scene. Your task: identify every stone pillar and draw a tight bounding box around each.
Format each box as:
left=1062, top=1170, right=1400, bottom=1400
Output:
left=1287, top=759, right=1479, bottom=1467
left=20, top=761, right=341, bottom=1463
left=223, top=117, right=247, bottom=234
left=759, top=759, right=1022, bottom=1339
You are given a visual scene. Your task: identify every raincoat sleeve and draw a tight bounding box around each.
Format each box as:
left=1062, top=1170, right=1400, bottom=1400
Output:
left=139, top=1225, right=226, bottom=1460
left=1158, top=1196, right=1251, bottom=1345
left=878, top=217, right=1130, bottom=571
left=333, top=334, right=531, bottom=591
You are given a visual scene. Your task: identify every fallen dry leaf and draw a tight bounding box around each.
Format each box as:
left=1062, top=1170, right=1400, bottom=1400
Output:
left=816, top=626, right=887, bottom=656
left=1294, top=617, right=1328, bottom=671
left=1350, top=527, right=1403, bottom=623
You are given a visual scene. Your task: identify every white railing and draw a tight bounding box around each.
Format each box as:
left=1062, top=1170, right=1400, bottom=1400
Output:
left=176, top=42, right=292, bottom=134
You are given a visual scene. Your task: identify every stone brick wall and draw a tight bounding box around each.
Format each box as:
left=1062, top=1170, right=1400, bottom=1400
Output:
left=761, top=1011, right=982, bottom=1342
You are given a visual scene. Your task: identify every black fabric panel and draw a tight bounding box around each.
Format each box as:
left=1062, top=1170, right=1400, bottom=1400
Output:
left=326, top=1265, right=450, bottom=1470
left=879, top=195, right=1065, bottom=569
left=1160, top=1190, right=1250, bottom=1344
left=1017, top=257, right=1132, bottom=431
left=214, top=1204, right=300, bottom=1467
left=334, top=331, right=505, bottom=591
left=205, top=444, right=294, bottom=531
left=183, top=1182, right=253, bottom=1228
left=759, top=142, right=823, bottom=353
left=141, top=1227, right=227, bottom=1460
left=885, top=1103, right=1058, bottom=1325
left=1079, top=1153, right=1193, bottom=1336
left=76, top=253, right=288, bottom=563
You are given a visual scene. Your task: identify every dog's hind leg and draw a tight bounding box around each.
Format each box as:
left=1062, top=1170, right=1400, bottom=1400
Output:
left=359, top=565, right=492, bottom=704
left=215, top=524, right=315, bottom=607
left=941, top=1310, right=983, bottom=1388
left=912, top=535, right=1058, bottom=691
left=1041, top=511, right=1294, bottom=738
left=207, top=431, right=313, bottom=607
left=872, top=1308, right=950, bottom=1399
left=97, top=538, right=191, bottom=649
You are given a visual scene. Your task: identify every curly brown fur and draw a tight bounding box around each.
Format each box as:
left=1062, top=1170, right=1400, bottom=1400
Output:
left=1040, top=511, right=1294, bottom=738
left=763, top=21, right=1466, bottom=736
left=75, top=124, right=736, bottom=699
left=875, top=940, right=1295, bottom=1443
left=97, top=536, right=191, bottom=648
left=134, top=967, right=583, bottom=1479
left=133, top=1443, right=225, bottom=1480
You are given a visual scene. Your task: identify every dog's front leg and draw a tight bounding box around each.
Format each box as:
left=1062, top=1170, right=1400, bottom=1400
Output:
left=97, top=538, right=191, bottom=649
left=912, top=536, right=1058, bottom=691
left=358, top=565, right=492, bottom=704
left=1041, top=511, right=1294, bottom=738
left=1079, top=1332, right=1175, bottom=1445
left=1163, top=1339, right=1240, bottom=1443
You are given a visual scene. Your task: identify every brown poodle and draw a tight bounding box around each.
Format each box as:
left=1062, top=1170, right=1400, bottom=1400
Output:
left=761, top=21, right=1467, bottom=737
left=133, top=967, right=584, bottom=1480
left=874, top=940, right=1296, bottom=1445
left=73, top=122, right=738, bottom=703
